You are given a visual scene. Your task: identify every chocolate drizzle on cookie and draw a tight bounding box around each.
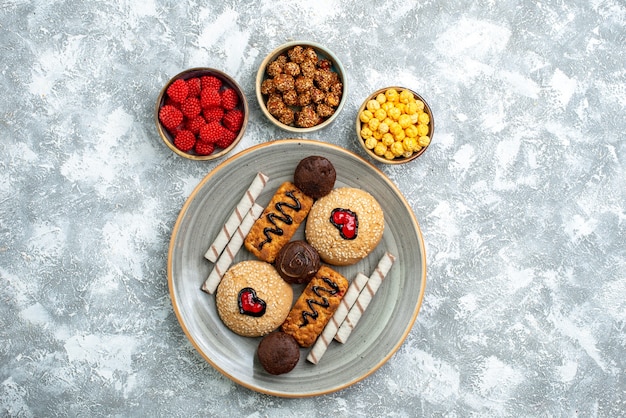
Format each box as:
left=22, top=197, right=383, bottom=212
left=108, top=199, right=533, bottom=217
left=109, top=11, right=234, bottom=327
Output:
left=300, top=277, right=339, bottom=327
left=259, top=190, right=302, bottom=249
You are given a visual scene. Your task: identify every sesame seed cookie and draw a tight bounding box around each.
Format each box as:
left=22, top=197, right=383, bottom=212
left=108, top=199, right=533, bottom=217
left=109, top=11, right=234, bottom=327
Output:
left=305, top=187, right=384, bottom=266
left=216, top=260, right=293, bottom=337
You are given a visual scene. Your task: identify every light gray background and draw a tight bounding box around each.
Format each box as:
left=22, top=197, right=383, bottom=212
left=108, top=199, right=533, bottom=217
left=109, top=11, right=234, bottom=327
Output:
left=1, top=0, right=625, bottom=416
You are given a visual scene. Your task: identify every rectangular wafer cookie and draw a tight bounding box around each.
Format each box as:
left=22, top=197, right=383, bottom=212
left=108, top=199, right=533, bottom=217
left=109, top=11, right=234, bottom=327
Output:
left=244, top=181, right=313, bottom=263
left=281, top=265, right=349, bottom=348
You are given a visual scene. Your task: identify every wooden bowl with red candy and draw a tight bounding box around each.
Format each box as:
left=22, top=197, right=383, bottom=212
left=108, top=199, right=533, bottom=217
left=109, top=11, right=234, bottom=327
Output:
left=155, top=68, right=249, bottom=160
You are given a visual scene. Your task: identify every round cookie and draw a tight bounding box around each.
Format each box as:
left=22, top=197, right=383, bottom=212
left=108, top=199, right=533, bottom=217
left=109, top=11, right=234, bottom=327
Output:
left=274, top=240, right=321, bottom=284
left=305, top=187, right=384, bottom=266
left=294, top=156, right=336, bottom=199
left=216, top=260, right=293, bottom=337
left=257, top=331, right=300, bottom=375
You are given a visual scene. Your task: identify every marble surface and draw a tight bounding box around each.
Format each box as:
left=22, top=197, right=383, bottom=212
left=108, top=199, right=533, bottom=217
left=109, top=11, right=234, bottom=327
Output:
left=1, top=0, right=625, bottom=416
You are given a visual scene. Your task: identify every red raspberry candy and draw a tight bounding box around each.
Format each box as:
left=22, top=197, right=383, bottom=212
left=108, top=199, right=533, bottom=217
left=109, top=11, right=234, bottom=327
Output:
left=203, top=106, right=224, bottom=123
left=199, top=121, right=225, bottom=144
left=186, top=115, right=207, bottom=135
left=163, top=96, right=181, bottom=109
left=181, top=97, right=202, bottom=118
left=216, top=128, right=236, bottom=149
left=201, top=75, right=223, bottom=91
left=195, top=141, right=215, bottom=156
left=200, top=88, right=221, bottom=108
left=173, top=130, right=196, bottom=151
left=222, top=109, right=244, bottom=132
left=167, top=124, right=186, bottom=137
left=166, top=79, right=189, bottom=103
left=220, top=88, right=239, bottom=110
left=159, top=105, right=184, bottom=130
left=187, top=77, right=202, bottom=97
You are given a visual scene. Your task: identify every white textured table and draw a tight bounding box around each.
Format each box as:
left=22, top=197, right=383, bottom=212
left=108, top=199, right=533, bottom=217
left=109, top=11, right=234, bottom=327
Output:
left=2, top=1, right=625, bottom=416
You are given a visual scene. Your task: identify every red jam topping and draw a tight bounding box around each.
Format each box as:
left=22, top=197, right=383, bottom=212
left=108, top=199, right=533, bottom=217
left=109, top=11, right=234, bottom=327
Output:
left=330, top=208, right=358, bottom=240
left=238, top=287, right=266, bottom=317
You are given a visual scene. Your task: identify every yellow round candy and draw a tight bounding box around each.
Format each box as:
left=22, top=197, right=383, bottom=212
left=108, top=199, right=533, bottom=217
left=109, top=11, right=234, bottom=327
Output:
left=415, top=100, right=425, bottom=112
left=391, top=141, right=404, bottom=157
left=382, top=133, right=395, bottom=146
left=366, top=100, right=381, bottom=112
left=374, top=108, right=387, bottom=121
left=409, top=113, right=419, bottom=124
left=398, top=114, right=412, bottom=129
left=359, top=109, right=373, bottom=123
left=417, top=124, right=429, bottom=137
left=394, top=130, right=406, bottom=141
left=388, top=107, right=401, bottom=121
left=385, top=89, right=399, bottom=102
left=378, top=122, right=389, bottom=134
left=405, top=125, right=418, bottom=138
left=374, top=143, right=387, bottom=156
left=402, top=150, right=413, bottom=158
left=375, top=93, right=387, bottom=104
left=390, top=122, right=403, bottom=136
left=360, top=126, right=373, bottom=139
left=381, top=101, right=395, bottom=112
left=418, top=112, right=430, bottom=124
left=405, top=101, right=419, bottom=115
left=384, top=150, right=395, bottom=160
left=395, top=102, right=406, bottom=114
left=368, top=118, right=380, bottom=131
left=399, top=90, right=413, bottom=104
left=403, top=137, right=417, bottom=151
left=418, top=135, right=431, bottom=147
left=364, top=137, right=377, bottom=149
left=372, top=129, right=383, bottom=140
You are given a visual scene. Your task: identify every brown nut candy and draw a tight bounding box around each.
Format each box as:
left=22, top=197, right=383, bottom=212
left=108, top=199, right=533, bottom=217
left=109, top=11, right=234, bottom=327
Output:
left=261, top=45, right=343, bottom=128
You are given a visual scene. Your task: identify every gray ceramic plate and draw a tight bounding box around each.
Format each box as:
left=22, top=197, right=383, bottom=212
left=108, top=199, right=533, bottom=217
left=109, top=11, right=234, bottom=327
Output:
left=168, top=139, right=426, bottom=397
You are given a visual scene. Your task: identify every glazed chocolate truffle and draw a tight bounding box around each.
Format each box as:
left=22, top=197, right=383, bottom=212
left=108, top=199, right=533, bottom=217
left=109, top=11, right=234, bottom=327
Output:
left=294, top=156, right=336, bottom=199
left=274, top=240, right=321, bottom=284
left=257, top=332, right=300, bottom=375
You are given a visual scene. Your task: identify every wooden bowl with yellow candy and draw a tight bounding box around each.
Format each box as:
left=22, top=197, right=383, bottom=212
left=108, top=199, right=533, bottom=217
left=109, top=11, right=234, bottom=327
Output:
left=355, top=87, right=434, bottom=164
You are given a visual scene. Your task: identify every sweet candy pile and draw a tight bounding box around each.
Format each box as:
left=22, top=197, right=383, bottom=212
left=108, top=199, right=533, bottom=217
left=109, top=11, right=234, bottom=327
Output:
left=359, top=88, right=431, bottom=160
left=260, top=45, right=343, bottom=128
left=158, top=75, right=244, bottom=155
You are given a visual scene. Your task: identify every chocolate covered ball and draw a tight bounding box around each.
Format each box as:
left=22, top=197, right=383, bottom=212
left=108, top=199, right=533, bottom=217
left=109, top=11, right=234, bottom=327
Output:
left=294, top=156, right=336, bottom=199
left=274, top=240, right=321, bottom=284
left=257, top=332, right=300, bottom=375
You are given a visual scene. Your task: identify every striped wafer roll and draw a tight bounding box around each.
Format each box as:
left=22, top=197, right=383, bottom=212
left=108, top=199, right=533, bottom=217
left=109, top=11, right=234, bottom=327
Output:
left=307, top=272, right=369, bottom=364
left=201, top=203, right=264, bottom=294
left=204, top=172, right=269, bottom=262
left=334, top=252, right=396, bottom=343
